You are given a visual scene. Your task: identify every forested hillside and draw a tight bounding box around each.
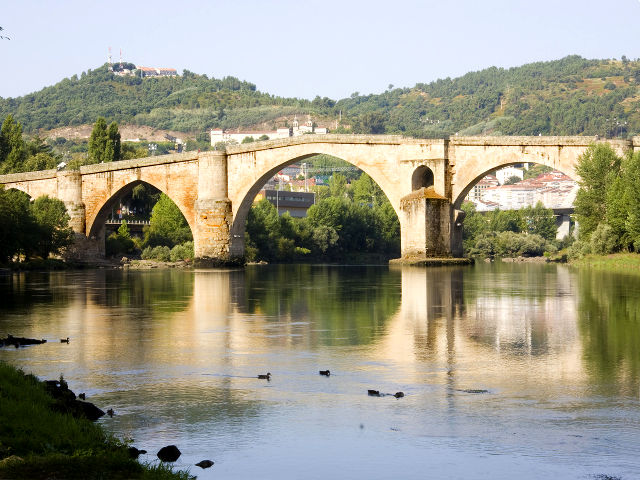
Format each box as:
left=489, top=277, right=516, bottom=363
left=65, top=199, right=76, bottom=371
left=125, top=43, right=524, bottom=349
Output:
left=2, top=55, right=640, bottom=139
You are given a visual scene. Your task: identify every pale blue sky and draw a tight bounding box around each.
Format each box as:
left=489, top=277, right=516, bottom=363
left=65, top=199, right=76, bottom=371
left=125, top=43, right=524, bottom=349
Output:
left=2, top=0, right=640, bottom=100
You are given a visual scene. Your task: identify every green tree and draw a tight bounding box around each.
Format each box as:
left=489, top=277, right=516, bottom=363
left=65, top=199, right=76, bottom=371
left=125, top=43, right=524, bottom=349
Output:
left=574, top=144, right=622, bottom=238
left=106, top=220, right=135, bottom=256
left=328, top=173, right=348, bottom=199
left=624, top=152, right=640, bottom=250
left=29, top=195, right=74, bottom=259
left=107, top=121, right=121, bottom=162
left=521, top=202, right=557, bottom=241
left=0, top=187, right=33, bottom=262
left=144, top=193, right=192, bottom=247
left=88, top=117, right=109, bottom=163
left=503, top=175, right=521, bottom=185
left=88, top=118, right=121, bottom=163
left=351, top=173, right=384, bottom=207
left=0, top=114, right=27, bottom=173
left=604, top=174, right=629, bottom=249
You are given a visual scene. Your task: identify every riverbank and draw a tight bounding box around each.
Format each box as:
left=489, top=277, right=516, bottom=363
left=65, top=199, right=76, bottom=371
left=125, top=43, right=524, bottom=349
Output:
left=570, top=252, right=640, bottom=272
left=0, top=361, right=192, bottom=480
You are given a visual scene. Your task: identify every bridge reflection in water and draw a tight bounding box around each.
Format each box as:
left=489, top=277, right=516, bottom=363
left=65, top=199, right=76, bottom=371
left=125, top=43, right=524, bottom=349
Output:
left=1, top=264, right=639, bottom=478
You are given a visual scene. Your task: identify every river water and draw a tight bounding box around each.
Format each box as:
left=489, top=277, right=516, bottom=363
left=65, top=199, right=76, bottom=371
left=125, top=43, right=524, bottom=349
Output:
left=1, top=263, right=639, bottom=479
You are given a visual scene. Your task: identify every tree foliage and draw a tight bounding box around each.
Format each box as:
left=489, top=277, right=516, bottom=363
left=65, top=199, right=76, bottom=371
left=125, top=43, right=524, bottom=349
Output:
left=143, top=193, right=192, bottom=247
left=571, top=145, right=640, bottom=255
left=461, top=200, right=558, bottom=257
left=245, top=173, right=400, bottom=263
left=5, top=56, right=640, bottom=141
left=88, top=117, right=121, bottom=163
left=0, top=188, right=74, bottom=263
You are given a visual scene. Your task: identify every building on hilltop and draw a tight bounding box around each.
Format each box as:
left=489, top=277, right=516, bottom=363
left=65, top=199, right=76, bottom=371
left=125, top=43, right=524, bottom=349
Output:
left=210, top=115, right=328, bottom=146
left=137, top=66, right=178, bottom=77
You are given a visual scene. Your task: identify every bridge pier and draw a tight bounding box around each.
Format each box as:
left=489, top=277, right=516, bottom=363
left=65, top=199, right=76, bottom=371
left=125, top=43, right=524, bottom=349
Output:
left=56, top=171, right=103, bottom=261
left=193, top=153, right=238, bottom=266
left=399, top=187, right=453, bottom=260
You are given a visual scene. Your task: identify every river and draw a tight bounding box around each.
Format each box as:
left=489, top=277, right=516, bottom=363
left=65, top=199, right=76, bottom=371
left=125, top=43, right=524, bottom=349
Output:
left=1, top=263, right=639, bottom=479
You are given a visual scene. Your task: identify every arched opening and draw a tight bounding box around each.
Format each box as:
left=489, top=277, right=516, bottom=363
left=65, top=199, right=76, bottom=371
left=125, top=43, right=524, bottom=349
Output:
left=232, top=154, right=401, bottom=263
left=411, top=166, right=434, bottom=190
left=455, top=162, right=578, bottom=257
left=89, top=181, right=194, bottom=261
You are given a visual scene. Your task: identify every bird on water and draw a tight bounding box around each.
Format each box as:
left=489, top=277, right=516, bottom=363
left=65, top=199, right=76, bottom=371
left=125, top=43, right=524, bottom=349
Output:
left=319, top=370, right=330, bottom=376
left=257, top=373, right=271, bottom=380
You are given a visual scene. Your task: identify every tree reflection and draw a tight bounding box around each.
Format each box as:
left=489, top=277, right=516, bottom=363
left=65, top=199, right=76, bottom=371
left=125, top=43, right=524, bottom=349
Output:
left=577, top=269, right=640, bottom=395
left=236, top=265, right=402, bottom=346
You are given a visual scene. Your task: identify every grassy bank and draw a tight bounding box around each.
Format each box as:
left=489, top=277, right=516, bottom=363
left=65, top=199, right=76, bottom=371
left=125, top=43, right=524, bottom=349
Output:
left=571, top=253, right=640, bottom=272
left=0, top=362, right=193, bottom=480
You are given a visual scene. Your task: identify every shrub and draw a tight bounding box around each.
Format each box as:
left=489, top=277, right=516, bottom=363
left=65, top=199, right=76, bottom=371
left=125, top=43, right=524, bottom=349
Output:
left=590, top=223, right=618, bottom=255
left=169, top=242, right=194, bottom=262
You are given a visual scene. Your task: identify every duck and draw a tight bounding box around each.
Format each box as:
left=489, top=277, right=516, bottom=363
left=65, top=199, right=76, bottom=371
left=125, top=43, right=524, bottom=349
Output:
left=394, top=392, right=404, bottom=398
left=367, top=389, right=381, bottom=397
left=60, top=337, right=69, bottom=343
left=79, top=393, right=86, bottom=400
left=257, top=373, right=271, bottom=380
left=319, top=370, right=330, bottom=376
left=107, top=408, right=114, bottom=417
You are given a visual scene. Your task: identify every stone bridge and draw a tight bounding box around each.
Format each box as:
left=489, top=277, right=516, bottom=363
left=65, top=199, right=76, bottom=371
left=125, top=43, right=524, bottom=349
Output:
left=0, top=134, right=634, bottom=264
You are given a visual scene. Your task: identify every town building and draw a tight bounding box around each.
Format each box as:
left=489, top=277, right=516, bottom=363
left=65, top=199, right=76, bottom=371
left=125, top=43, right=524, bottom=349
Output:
left=466, top=175, right=500, bottom=203
left=476, top=171, right=578, bottom=211
left=211, top=116, right=328, bottom=146
left=495, top=166, right=524, bottom=184
left=255, top=189, right=316, bottom=217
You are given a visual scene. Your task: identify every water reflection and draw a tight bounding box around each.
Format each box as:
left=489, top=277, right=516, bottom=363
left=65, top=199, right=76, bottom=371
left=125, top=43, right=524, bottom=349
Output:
left=576, top=268, right=640, bottom=396
left=1, top=264, right=639, bottom=478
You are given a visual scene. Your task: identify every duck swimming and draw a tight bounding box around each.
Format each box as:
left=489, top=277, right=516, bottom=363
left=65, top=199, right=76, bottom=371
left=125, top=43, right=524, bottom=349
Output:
left=257, top=373, right=271, bottom=380
left=319, top=370, right=330, bottom=376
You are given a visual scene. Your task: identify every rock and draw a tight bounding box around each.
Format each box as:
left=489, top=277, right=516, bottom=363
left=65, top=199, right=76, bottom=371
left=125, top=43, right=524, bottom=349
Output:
left=75, top=400, right=106, bottom=421
left=127, top=446, right=147, bottom=459
left=195, top=460, right=214, bottom=469
left=0, top=455, right=24, bottom=467
left=2, top=335, right=47, bottom=347
left=157, top=445, right=181, bottom=462
left=394, top=392, right=404, bottom=398
left=107, top=408, right=114, bottom=417
left=367, top=389, right=381, bottom=396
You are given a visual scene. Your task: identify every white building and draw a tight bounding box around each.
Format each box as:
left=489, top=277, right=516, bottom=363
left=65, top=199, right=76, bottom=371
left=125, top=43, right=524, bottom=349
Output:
left=478, top=171, right=578, bottom=211
left=495, top=166, right=524, bottom=185
left=210, top=115, right=328, bottom=146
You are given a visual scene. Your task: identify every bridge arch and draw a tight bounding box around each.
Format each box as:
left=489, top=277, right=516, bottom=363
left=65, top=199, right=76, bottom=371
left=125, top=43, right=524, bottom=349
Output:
left=452, top=147, right=581, bottom=209
left=86, top=179, right=195, bottom=242
left=412, top=166, right=434, bottom=190
left=227, top=145, right=404, bottom=256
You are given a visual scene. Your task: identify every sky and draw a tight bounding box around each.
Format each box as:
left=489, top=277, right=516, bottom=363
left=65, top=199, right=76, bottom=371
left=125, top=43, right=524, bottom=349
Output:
left=3, top=0, right=640, bottom=101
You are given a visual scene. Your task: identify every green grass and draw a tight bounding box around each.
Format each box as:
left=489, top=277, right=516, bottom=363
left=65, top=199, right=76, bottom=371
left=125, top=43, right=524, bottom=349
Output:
left=0, top=362, right=193, bottom=479
left=571, top=252, right=640, bottom=272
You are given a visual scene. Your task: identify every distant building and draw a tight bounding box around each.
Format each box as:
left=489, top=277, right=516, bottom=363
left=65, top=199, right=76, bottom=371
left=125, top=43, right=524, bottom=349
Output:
left=467, top=175, right=500, bottom=203
left=211, top=115, right=328, bottom=146
left=255, top=189, right=315, bottom=217
left=496, top=166, right=524, bottom=185
left=137, top=66, right=178, bottom=77
left=476, top=171, right=578, bottom=211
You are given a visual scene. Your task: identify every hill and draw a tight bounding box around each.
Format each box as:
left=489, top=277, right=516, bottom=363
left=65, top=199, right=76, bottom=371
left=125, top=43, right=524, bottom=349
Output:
left=2, top=55, right=640, bottom=141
